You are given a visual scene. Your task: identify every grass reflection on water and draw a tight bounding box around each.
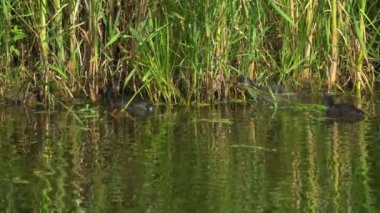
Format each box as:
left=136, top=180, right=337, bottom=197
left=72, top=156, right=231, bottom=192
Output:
left=0, top=102, right=378, bottom=212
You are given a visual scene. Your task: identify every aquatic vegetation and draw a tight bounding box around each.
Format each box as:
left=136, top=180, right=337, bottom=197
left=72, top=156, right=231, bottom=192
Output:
left=0, top=0, right=378, bottom=106
left=77, top=104, right=100, bottom=119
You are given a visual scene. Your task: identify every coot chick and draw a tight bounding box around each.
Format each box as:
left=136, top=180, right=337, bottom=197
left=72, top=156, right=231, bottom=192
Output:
left=323, top=94, right=364, bottom=122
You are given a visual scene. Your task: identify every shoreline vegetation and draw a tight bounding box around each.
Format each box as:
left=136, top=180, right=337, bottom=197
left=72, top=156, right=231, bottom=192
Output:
left=0, top=1, right=379, bottom=107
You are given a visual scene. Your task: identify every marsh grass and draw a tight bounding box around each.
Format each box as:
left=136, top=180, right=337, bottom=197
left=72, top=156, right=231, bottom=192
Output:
left=0, top=0, right=379, bottom=106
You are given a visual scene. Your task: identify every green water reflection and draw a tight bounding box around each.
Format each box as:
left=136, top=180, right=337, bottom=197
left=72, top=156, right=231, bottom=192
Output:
left=0, top=100, right=379, bottom=212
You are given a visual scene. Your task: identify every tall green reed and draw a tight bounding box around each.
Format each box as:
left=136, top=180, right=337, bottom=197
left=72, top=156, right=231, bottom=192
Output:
left=0, top=0, right=379, bottom=105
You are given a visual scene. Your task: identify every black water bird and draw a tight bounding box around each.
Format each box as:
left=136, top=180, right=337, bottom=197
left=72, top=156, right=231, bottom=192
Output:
left=323, top=93, right=364, bottom=122
left=101, top=85, right=153, bottom=117
left=112, top=95, right=153, bottom=116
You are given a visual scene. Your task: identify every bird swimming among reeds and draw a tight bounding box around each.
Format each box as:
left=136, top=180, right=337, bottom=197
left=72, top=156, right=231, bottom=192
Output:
left=101, top=84, right=153, bottom=117
left=323, top=93, right=364, bottom=122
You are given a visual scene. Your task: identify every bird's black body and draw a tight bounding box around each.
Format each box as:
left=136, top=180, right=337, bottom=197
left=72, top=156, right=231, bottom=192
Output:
left=323, top=94, right=364, bottom=122
left=101, top=85, right=153, bottom=117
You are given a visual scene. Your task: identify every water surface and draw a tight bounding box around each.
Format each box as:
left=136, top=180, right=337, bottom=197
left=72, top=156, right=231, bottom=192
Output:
left=0, top=95, right=379, bottom=212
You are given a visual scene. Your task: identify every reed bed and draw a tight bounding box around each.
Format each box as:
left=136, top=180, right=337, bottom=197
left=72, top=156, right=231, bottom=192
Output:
left=0, top=0, right=379, bottom=105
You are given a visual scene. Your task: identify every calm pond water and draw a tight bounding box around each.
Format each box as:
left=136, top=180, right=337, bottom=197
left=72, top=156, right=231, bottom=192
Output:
left=0, top=93, right=380, bottom=212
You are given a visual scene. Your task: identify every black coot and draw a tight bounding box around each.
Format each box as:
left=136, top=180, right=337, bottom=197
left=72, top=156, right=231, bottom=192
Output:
left=323, top=94, right=364, bottom=122
left=112, top=95, right=153, bottom=116
left=101, top=85, right=153, bottom=116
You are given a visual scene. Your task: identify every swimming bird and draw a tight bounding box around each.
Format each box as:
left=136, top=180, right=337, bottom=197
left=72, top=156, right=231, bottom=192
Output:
left=101, top=85, right=153, bottom=117
left=323, top=93, right=364, bottom=122
left=112, top=95, right=153, bottom=116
